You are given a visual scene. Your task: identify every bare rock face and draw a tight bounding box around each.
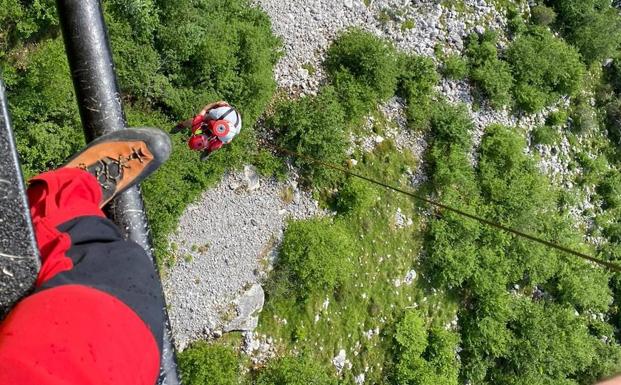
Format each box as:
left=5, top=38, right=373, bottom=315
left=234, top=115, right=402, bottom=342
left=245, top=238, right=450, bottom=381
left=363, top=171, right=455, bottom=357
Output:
left=224, top=284, right=265, bottom=332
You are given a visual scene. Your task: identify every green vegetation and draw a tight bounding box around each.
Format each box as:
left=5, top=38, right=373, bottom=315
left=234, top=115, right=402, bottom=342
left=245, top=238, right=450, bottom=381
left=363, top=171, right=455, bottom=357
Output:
left=464, top=26, right=585, bottom=113
left=546, top=0, right=621, bottom=64
left=2, top=0, right=282, bottom=263
left=507, top=26, right=585, bottom=112
left=393, top=310, right=460, bottom=385
left=268, top=87, right=347, bottom=187
left=9, top=1, right=621, bottom=384
left=465, top=31, right=514, bottom=108
left=532, top=125, right=560, bottom=145
left=397, top=54, right=439, bottom=131
left=530, top=4, right=556, bottom=26
left=325, top=29, right=399, bottom=121
left=256, top=356, right=337, bottom=385
left=441, top=54, right=469, bottom=80
left=274, top=218, right=355, bottom=299
left=400, top=19, right=415, bottom=31
left=178, top=342, right=245, bottom=385
left=424, top=116, right=621, bottom=384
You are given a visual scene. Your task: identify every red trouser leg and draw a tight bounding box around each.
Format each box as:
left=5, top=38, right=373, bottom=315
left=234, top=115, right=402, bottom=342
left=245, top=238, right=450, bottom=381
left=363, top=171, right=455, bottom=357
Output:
left=27, top=168, right=106, bottom=286
left=0, top=168, right=161, bottom=385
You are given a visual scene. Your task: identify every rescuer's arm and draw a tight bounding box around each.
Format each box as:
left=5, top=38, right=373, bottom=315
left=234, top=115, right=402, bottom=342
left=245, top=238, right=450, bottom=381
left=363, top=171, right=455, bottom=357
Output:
left=197, top=101, right=229, bottom=117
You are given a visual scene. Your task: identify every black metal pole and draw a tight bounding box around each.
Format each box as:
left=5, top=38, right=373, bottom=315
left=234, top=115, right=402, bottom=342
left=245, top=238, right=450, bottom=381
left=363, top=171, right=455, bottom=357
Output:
left=0, top=79, right=39, bottom=318
left=55, top=1, right=180, bottom=384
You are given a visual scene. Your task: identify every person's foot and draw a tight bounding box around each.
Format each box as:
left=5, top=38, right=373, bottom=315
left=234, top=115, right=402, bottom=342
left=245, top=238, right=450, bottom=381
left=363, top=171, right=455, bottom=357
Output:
left=63, top=128, right=172, bottom=207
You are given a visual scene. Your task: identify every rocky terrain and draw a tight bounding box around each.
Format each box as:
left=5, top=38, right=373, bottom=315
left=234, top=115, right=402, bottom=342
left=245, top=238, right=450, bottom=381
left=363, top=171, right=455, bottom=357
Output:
left=163, top=0, right=590, bottom=353
left=164, top=167, right=322, bottom=349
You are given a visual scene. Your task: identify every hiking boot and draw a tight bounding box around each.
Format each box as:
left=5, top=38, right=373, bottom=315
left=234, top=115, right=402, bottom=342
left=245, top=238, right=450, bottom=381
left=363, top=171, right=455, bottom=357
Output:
left=63, top=128, right=172, bottom=207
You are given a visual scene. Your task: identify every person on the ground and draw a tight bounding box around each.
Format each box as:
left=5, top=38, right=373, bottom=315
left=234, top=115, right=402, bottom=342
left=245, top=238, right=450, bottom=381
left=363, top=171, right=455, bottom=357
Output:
left=0, top=127, right=171, bottom=385
left=178, top=101, right=242, bottom=160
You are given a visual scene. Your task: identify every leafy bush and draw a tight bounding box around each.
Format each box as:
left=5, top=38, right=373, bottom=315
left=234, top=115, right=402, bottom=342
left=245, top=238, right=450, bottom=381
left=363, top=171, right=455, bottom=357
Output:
left=597, top=171, right=621, bottom=209
left=546, top=110, right=569, bottom=127
left=0, top=0, right=58, bottom=54
left=330, top=70, right=379, bottom=123
left=531, top=125, right=560, bottom=146
left=397, top=54, right=439, bottom=131
left=325, top=29, right=399, bottom=103
left=270, top=87, right=348, bottom=186
left=256, top=356, right=336, bottom=385
left=8, top=38, right=84, bottom=177
left=429, top=101, right=473, bottom=149
left=465, top=31, right=514, bottom=108
left=394, top=310, right=428, bottom=356
left=277, top=218, right=355, bottom=298
left=442, top=54, right=468, bottom=80
left=507, top=27, right=585, bottom=112
left=393, top=310, right=460, bottom=385
left=530, top=5, right=557, bottom=26
left=546, top=0, right=621, bottom=63
left=605, top=98, right=621, bottom=145
left=153, top=0, right=281, bottom=122
left=335, top=177, right=376, bottom=214
left=570, top=96, right=598, bottom=133
left=178, top=342, right=244, bottom=385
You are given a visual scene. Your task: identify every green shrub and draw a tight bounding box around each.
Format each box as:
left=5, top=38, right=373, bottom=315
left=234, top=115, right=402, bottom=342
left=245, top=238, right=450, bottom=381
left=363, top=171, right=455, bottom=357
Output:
left=270, top=87, right=348, bottom=186
left=546, top=110, right=569, bottom=127
left=465, top=32, right=514, bottom=108
left=605, top=98, right=621, bottom=145
left=507, top=27, right=585, bottom=112
left=394, top=310, right=428, bottom=355
left=253, top=149, right=287, bottom=179
left=570, top=97, right=598, bottom=133
left=330, top=70, right=378, bottom=123
left=178, top=342, right=244, bottom=385
left=597, top=171, right=621, bottom=209
left=478, top=125, right=554, bottom=227
left=397, top=54, right=439, bottom=100
left=532, top=125, right=560, bottom=146
left=429, top=102, right=473, bottom=149
left=442, top=54, right=468, bottom=80
left=393, top=310, right=460, bottom=385
left=547, top=0, right=621, bottom=63
left=8, top=38, right=84, bottom=177
left=256, top=356, right=336, bottom=385
left=277, top=218, right=355, bottom=298
left=325, top=29, right=399, bottom=102
left=530, top=5, right=557, bottom=26
left=154, top=0, right=281, bottom=122
left=335, top=177, right=376, bottom=214
left=0, top=0, right=58, bottom=53
left=397, top=54, right=439, bottom=131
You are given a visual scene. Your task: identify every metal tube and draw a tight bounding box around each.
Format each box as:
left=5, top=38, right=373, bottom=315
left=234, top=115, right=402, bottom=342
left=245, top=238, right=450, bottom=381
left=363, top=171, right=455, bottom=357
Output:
left=56, top=1, right=180, bottom=383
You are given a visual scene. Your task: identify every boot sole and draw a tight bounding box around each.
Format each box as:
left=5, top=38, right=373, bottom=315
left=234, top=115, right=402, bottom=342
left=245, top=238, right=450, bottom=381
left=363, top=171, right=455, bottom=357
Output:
left=64, top=127, right=172, bottom=204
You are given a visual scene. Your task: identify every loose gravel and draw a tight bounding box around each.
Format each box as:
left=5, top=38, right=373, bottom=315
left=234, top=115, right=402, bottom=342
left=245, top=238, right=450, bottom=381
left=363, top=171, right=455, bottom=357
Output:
left=163, top=172, right=321, bottom=350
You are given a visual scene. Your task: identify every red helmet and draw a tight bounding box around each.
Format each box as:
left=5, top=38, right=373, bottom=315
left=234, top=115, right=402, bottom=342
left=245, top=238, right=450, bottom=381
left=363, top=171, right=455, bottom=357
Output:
left=188, top=135, right=209, bottom=151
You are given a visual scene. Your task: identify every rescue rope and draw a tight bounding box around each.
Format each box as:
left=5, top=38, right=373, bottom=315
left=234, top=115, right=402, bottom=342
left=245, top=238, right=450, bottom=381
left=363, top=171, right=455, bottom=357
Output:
left=265, top=143, right=621, bottom=273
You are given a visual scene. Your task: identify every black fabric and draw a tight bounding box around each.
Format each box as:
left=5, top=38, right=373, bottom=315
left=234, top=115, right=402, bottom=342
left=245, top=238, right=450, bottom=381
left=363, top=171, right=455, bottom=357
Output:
left=38, top=216, right=165, bottom=352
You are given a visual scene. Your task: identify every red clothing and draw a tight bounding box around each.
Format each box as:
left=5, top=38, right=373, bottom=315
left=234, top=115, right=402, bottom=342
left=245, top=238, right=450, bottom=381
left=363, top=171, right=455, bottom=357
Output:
left=0, top=168, right=160, bottom=385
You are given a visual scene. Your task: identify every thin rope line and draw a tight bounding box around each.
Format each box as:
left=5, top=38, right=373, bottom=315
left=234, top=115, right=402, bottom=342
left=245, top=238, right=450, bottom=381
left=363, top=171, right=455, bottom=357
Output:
left=266, top=143, right=621, bottom=273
